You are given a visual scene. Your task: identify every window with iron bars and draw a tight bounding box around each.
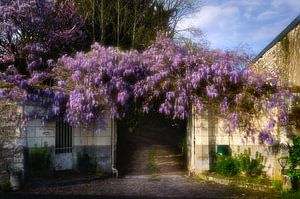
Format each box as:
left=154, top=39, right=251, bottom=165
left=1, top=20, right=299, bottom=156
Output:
left=55, top=118, right=72, bottom=154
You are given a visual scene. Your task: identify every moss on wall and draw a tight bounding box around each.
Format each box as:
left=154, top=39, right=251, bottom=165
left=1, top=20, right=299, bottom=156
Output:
left=280, top=36, right=290, bottom=65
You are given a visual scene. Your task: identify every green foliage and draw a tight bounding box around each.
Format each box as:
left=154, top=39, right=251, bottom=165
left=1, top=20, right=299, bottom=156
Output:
left=287, top=136, right=300, bottom=189
left=74, top=0, right=198, bottom=50
left=77, top=148, right=97, bottom=173
left=148, top=149, right=159, bottom=174
left=178, top=136, right=187, bottom=155
left=272, top=180, right=283, bottom=190
left=238, top=148, right=265, bottom=178
left=29, top=144, right=52, bottom=171
left=281, top=190, right=300, bottom=199
left=0, top=180, right=12, bottom=193
left=215, top=154, right=240, bottom=177
left=214, top=148, right=266, bottom=178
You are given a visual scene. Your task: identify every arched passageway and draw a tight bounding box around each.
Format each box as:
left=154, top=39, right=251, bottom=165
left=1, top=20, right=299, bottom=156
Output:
left=117, top=113, right=187, bottom=176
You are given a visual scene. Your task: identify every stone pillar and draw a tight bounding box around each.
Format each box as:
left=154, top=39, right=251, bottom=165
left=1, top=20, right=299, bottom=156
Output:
left=190, top=107, right=216, bottom=173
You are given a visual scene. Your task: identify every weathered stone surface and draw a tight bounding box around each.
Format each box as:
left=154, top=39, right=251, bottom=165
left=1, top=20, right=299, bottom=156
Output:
left=253, top=24, right=300, bottom=87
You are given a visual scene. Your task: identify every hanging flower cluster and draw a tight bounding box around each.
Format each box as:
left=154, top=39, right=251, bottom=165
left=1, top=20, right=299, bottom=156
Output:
left=0, top=0, right=85, bottom=73
left=0, top=1, right=291, bottom=144
left=0, top=0, right=85, bottom=117
left=52, top=34, right=290, bottom=144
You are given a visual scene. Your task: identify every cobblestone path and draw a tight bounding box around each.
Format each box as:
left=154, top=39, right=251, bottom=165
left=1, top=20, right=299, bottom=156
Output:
left=1, top=174, right=276, bottom=199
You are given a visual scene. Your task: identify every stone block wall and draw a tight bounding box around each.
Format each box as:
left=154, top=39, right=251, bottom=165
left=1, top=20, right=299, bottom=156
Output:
left=24, top=107, right=115, bottom=173
left=0, top=101, right=23, bottom=182
left=188, top=109, right=286, bottom=179
left=253, top=23, right=300, bottom=88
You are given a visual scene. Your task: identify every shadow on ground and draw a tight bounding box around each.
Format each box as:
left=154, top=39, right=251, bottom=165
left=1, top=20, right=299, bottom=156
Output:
left=1, top=194, right=199, bottom=199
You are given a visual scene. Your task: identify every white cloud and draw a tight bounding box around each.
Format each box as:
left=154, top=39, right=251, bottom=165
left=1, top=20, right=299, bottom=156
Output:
left=177, top=4, right=240, bottom=31
left=256, top=11, right=278, bottom=21
left=177, top=0, right=300, bottom=53
left=272, top=0, right=300, bottom=10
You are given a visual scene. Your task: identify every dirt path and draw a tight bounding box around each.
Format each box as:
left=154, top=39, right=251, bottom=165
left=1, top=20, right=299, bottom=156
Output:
left=2, top=174, right=276, bottom=199
left=118, top=117, right=185, bottom=176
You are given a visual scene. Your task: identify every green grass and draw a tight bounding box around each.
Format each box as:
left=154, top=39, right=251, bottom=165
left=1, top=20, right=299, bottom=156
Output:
left=148, top=149, right=160, bottom=174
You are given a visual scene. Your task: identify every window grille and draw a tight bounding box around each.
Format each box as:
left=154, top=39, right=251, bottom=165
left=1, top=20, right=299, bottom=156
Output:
left=55, top=118, right=72, bottom=154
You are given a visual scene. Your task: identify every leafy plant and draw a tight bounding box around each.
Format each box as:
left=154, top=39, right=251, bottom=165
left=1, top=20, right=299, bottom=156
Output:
left=28, top=144, right=52, bottom=171
left=287, top=136, right=300, bottom=190
left=215, top=154, right=240, bottom=177
left=272, top=179, right=283, bottom=190
left=178, top=136, right=187, bottom=155
left=0, top=180, right=12, bottom=193
left=77, top=148, right=97, bottom=173
left=148, top=149, right=159, bottom=174
left=281, top=190, right=300, bottom=199
left=238, top=148, right=265, bottom=178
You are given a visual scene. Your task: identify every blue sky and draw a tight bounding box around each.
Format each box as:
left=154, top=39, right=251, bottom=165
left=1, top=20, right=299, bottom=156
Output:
left=177, top=0, right=300, bottom=55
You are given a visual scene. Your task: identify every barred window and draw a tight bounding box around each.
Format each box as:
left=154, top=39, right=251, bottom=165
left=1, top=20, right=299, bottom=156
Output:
left=55, top=118, right=72, bottom=154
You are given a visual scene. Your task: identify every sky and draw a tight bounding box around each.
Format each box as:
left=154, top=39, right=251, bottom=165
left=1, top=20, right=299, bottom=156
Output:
left=177, top=0, right=300, bottom=55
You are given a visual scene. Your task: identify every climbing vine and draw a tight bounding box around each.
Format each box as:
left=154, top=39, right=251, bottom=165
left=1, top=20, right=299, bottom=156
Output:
left=0, top=1, right=292, bottom=144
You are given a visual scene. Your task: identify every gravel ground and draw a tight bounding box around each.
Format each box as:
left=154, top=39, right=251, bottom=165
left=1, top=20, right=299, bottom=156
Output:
left=1, top=174, right=277, bottom=199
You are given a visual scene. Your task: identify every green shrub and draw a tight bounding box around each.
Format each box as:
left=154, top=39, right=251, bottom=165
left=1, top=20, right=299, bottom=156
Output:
left=0, top=180, right=12, bottom=193
left=148, top=149, right=159, bottom=174
left=29, top=144, right=52, bottom=171
left=287, top=136, right=300, bottom=190
left=178, top=136, right=187, bottom=155
left=238, top=148, right=265, bottom=178
left=215, top=154, right=240, bottom=177
left=272, top=179, right=283, bottom=190
left=282, top=190, right=300, bottom=199
left=77, top=148, right=97, bottom=172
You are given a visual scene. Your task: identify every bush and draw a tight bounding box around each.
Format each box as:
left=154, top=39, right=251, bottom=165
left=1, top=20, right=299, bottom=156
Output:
left=238, top=148, right=265, bottom=178
left=0, top=180, right=12, bottom=193
left=28, top=144, right=52, bottom=171
left=272, top=179, right=283, bottom=190
left=77, top=148, right=97, bottom=173
left=287, top=136, right=300, bottom=190
left=215, top=154, right=240, bottom=176
left=282, top=190, right=300, bottom=199
left=178, top=136, right=187, bottom=155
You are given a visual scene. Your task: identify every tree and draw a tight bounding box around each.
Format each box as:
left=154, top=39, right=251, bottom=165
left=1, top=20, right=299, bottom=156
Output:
left=74, top=0, right=200, bottom=50
left=0, top=0, right=85, bottom=75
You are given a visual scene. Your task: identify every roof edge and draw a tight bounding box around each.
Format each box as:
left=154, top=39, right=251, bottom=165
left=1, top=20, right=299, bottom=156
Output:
left=253, top=14, right=300, bottom=62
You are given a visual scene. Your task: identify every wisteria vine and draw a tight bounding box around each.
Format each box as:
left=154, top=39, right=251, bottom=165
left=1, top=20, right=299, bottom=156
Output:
left=0, top=1, right=291, bottom=144
left=51, top=34, right=290, bottom=144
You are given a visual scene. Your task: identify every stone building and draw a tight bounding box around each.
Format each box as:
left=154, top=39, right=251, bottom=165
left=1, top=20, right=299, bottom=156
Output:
left=0, top=104, right=117, bottom=183
left=2, top=15, right=299, bottom=185
left=187, top=15, right=300, bottom=179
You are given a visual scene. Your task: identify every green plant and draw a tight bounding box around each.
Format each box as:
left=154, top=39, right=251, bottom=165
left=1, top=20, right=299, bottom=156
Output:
left=178, top=136, right=187, bottom=155
left=281, top=190, right=300, bottom=199
left=287, top=136, right=300, bottom=190
left=0, top=180, right=12, bottom=193
left=77, top=148, right=97, bottom=173
left=28, top=143, right=52, bottom=171
left=215, top=154, right=240, bottom=177
left=272, top=180, right=283, bottom=190
left=238, top=148, right=265, bottom=178
left=148, top=149, right=159, bottom=174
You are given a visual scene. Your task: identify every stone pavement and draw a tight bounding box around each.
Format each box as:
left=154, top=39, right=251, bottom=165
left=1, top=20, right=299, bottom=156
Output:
left=1, top=174, right=276, bottom=199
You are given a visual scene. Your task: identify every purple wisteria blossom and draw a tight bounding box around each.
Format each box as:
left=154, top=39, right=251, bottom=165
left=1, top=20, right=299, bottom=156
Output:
left=0, top=27, right=292, bottom=144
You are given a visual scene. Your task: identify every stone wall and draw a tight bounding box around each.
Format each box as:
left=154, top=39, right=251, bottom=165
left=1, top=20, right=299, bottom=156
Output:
left=189, top=110, right=286, bottom=178
left=189, top=20, right=300, bottom=179
left=0, top=101, right=23, bottom=182
left=24, top=107, right=115, bottom=173
left=253, top=23, right=300, bottom=88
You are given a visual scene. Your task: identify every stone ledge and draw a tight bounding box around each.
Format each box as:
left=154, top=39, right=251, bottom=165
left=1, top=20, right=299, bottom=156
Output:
left=195, top=174, right=273, bottom=191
